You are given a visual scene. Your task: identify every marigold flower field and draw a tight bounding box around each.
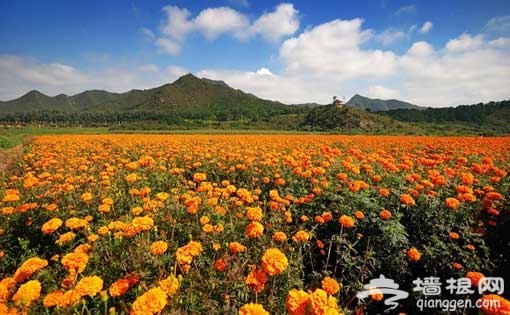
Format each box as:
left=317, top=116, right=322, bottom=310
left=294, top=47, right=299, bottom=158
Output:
left=0, top=134, right=509, bottom=314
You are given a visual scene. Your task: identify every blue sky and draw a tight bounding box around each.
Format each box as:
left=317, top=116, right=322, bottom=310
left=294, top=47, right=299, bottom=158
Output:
left=1, top=1, right=509, bottom=106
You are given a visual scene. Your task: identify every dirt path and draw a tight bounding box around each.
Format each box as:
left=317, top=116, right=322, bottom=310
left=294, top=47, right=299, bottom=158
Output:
left=0, top=145, right=23, bottom=172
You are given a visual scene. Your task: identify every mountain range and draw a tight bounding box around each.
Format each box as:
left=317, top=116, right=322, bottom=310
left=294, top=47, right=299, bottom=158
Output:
left=0, top=73, right=508, bottom=134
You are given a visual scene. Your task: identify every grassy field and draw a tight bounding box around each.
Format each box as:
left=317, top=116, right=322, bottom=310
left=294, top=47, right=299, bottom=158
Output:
left=0, top=127, right=109, bottom=149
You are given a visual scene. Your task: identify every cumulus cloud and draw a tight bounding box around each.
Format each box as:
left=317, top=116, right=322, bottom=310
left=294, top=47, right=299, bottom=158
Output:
left=367, top=85, right=402, bottom=99
left=419, top=21, right=433, bottom=34
left=489, top=37, right=510, bottom=48
left=375, top=28, right=405, bottom=45
left=156, top=3, right=299, bottom=54
left=445, top=33, right=484, bottom=52
left=247, top=3, right=299, bottom=42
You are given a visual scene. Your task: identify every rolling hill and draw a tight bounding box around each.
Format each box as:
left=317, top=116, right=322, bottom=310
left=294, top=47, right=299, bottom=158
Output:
left=346, top=94, right=422, bottom=112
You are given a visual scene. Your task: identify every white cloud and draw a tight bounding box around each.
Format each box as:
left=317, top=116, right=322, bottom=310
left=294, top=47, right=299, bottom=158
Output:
left=367, top=85, right=401, bottom=99
left=139, top=27, right=155, bottom=41
left=156, top=3, right=300, bottom=54
left=161, top=6, right=194, bottom=40
left=484, top=15, right=510, bottom=33
left=376, top=28, right=405, bottom=45
left=194, top=7, right=249, bottom=40
left=255, top=67, right=274, bottom=76
left=419, top=21, right=433, bottom=34
left=445, top=33, right=484, bottom=52
left=247, top=3, right=299, bottom=42
left=489, top=37, right=510, bottom=48
left=279, top=19, right=396, bottom=79
left=0, top=55, right=187, bottom=101
left=395, top=5, right=416, bottom=15
left=156, top=38, right=181, bottom=55
left=407, top=41, right=434, bottom=57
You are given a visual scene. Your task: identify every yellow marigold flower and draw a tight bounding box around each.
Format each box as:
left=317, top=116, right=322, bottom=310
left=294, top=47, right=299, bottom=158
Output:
left=292, top=230, right=310, bottom=242
left=65, top=217, right=89, bottom=230
left=131, top=216, right=154, bottom=231
left=245, top=207, right=263, bottom=221
left=150, top=241, right=168, bottom=255
left=478, top=294, right=510, bottom=315
left=12, top=280, right=41, bottom=306
left=309, top=288, right=340, bottom=315
left=13, top=257, right=48, bottom=283
left=58, top=289, right=81, bottom=308
left=130, top=287, right=167, bottom=315
left=0, top=277, right=16, bottom=301
left=158, top=275, right=179, bottom=296
left=155, top=192, right=169, bottom=201
left=322, top=276, right=341, bottom=295
left=1, top=207, right=14, bottom=215
left=74, top=244, right=91, bottom=254
left=244, top=269, right=267, bottom=294
left=75, top=276, right=103, bottom=297
left=246, top=221, right=264, bottom=238
left=339, top=215, right=355, bottom=228
left=61, top=252, right=89, bottom=275
left=229, top=242, right=247, bottom=254
left=43, top=290, right=64, bottom=308
left=41, top=218, right=63, bottom=234
left=239, top=303, right=270, bottom=315
left=81, top=192, right=93, bottom=203
left=125, top=173, right=138, bottom=183
left=98, top=203, right=111, bottom=213
left=176, top=241, right=203, bottom=265
left=87, top=234, right=99, bottom=243
left=193, top=172, right=207, bottom=182
left=2, top=194, right=20, bottom=202
left=98, top=226, right=110, bottom=236
left=286, top=289, right=310, bottom=315
left=407, top=247, right=421, bottom=262
left=261, top=248, right=288, bottom=276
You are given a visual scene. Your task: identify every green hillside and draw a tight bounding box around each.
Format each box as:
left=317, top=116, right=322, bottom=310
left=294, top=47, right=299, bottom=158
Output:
left=300, top=104, right=422, bottom=133
left=0, top=90, right=79, bottom=112
left=346, top=94, right=422, bottom=111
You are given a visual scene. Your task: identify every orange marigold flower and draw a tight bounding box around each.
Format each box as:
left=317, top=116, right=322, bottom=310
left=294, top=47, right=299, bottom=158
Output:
left=449, top=232, right=460, bottom=240
left=229, top=242, right=247, bottom=254
left=286, top=289, right=310, bottom=315
left=466, top=244, right=475, bottom=251
left=339, top=215, right=355, bottom=228
left=407, top=247, right=421, bottom=262
left=354, top=211, right=365, bottom=220
left=75, top=276, right=103, bottom=297
left=379, top=188, right=390, bottom=197
left=61, top=252, right=89, bottom=275
left=245, top=207, right=263, bottom=221
left=109, top=279, right=131, bottom=298
left=379, top=210, right=392, bottom=220
left=214, top=258, right=228, bottom=272
left=13, top=257, right=48, bottom=283
left=292, top=230, right=310, bottom=242
left=369, top=287, right=384, bottom=301
left=65, top=217, right=89, bottom=230
left=239, top=303, right=270, bottom=315
left=309, top=288, right=340, bottom=314
left=41, top=218, right=63, bottom=234
left=130, top=287, right=167, bottom=315
left=478, top=294, right=510, bottom=315
left=176, top=241, right=203, bottom=265
left=400, top=194, right=416, bottom=206
left=273, top=231, right=287, bottom=242
left=486, top=192, right=504, bottom=201
left=322, top=276, right=341, bottom=295
left=158, top=275, right=179, bottom=296
left=150, top=241, right=168, bottom=255
left=466, top=271, right=486, bottom=287
left=58, top=289, right=81, bottom=308
left=12, top=280, right=41, bottom=306
left=321, top=212, right=333, bottom=222
left=245, top=221, right=264, bottom=238
left=43, top=290, right=64, bottom=308
left=445, top=197, right=460, bottom=209
left=261, top=248, right=288, bottom=276
left=452, top=262, right=463, bottom=270
left=81, top=192, right=93, bottom=203
left=244, top=268, right=267, bottom=294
